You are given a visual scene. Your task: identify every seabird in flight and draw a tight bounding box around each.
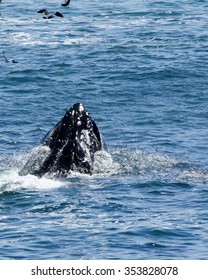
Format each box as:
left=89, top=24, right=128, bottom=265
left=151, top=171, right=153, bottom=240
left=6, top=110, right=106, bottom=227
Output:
left=2, top=51, right=18, bottom=63
left=61, top=0, right=71, bottom=7
left=37, top=9, right=64, bottom=19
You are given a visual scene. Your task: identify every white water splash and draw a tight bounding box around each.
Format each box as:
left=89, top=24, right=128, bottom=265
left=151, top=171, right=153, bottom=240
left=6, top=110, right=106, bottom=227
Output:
left=0, top=147, right=207, bottom=195
left=0, top=168, right=66, bottom=195
left=93, top=150, right=120, bottom=175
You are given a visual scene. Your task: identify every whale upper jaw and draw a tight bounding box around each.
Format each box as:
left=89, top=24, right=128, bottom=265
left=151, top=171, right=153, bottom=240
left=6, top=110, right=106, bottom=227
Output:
left=19, top=103, right=104, bottom=178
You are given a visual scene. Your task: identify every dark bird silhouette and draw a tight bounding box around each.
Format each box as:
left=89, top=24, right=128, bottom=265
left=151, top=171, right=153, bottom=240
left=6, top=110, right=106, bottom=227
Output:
left=37, top=9, right=64, bottom=19
left=2, top=51, right=18, bottom=63
left=61, top=0, right=71, bottom=7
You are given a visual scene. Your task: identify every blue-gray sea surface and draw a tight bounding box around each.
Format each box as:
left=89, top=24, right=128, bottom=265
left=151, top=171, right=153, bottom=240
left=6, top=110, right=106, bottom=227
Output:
left=0, top=0, right=208, bottom=259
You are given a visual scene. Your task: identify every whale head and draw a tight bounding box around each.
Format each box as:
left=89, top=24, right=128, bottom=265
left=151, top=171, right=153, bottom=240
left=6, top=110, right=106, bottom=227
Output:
left=19, top=103, right=104, bottom=177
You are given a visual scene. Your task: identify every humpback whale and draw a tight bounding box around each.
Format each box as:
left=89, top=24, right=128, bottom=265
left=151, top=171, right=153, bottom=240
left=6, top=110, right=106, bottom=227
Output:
left=19, top=103, right=104, bottom=177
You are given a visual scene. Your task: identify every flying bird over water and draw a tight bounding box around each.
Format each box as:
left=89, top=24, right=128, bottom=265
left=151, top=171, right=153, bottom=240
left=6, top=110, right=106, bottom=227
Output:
left=61, top=0, right=71, bottom=7
left=2, top=51, right=18, bottom=63
left=37, top=9, right=64, bottom=19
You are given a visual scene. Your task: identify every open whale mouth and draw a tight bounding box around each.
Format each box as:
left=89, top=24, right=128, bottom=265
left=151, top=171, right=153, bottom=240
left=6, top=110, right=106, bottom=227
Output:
left=19, top=103, right=104, bottom=178
left=49, top=103, right=96, bottom=176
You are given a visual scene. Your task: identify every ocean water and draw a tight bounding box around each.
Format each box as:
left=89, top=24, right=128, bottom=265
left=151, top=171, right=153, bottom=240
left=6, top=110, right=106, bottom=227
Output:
left=0, top=0, right=208, bottom=260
